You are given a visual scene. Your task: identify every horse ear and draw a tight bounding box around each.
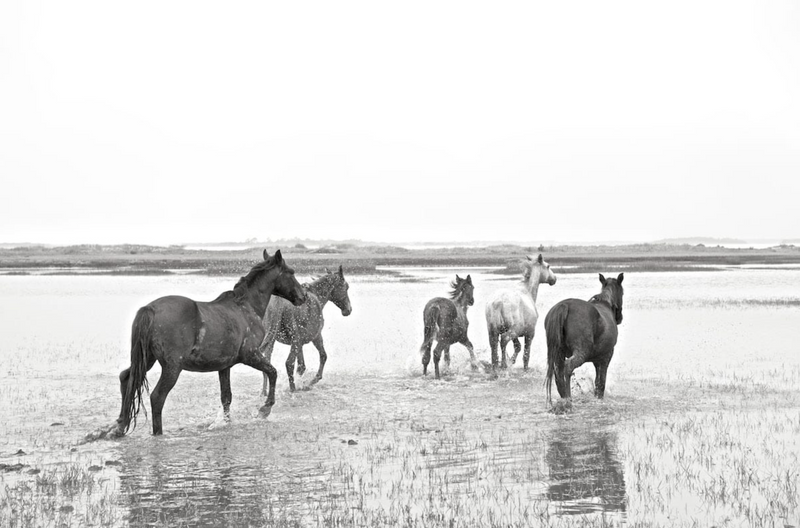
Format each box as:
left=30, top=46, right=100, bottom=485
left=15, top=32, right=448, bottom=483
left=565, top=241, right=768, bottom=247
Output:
left=617, top=273, right=624, bottom=284
left=465, top=274, right=472, bottom=284
left=263, top=249, right=270, bottom=260
left=338, top=264, right=344, bottom=276
left=599, top=273, right=607, bottom=285
left=455, top=274, right=462, bottom=282
left=274, top=249, right=283, bottom=265
left=526, top=255, right=533, bottom=261
left=537, top=254, right=543, bottom=264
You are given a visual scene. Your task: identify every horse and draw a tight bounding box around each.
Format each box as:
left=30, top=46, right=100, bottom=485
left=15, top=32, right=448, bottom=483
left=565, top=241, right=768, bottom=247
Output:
left=544, top=273, right=624, bottom=404
left=259, top=265, right=352, bottom=393
left=484, top=254, right=557, bottom=371
left=112, top=249, right=307, bottom=436
left=419, top=274, right=478, bottom=379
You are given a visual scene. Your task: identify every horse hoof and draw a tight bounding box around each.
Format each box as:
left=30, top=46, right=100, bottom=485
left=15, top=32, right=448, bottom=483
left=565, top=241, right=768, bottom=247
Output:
left=549, top=400, right=573, bottom=415
left=258, top=405, right=273, bottom=418
left=108, top=426, right=126, bottom=439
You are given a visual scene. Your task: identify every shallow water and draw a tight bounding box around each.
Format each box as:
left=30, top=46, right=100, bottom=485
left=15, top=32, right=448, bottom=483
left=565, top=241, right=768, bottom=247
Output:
left=1, top=267, right=800, bottom=526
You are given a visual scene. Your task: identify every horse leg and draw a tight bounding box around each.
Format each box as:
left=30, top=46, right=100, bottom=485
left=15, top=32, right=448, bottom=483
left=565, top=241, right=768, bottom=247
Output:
left=509, top=338, right=522, bottom=366
left=285, top=342, right=301, bottom=392
left=310, top=335, right=327, bottom=385
left=432, top=342, right=447, bottom=379
left=258, top=325, right=278, bottom=397
left=561, top=352, right=585, bottom=399
left=295, top=346, right=307, bottom=377
left=488, top=328, right=500, bottom=370
left=150, top=364, right=181, bottom=436
left=118, top=368, right=129, bottom=401
left=422, top=339, right=433, bottom=375
left=116, top=355, right=156, bottom=432
left=460, top=338, right=479, bottom=370
left=218, top=368, right=232, bottom=422
left=499, top=335, right=511, bottom=369
left=522, top=334, right=533, bottom=371
left=243, top=354, right=278, bottom=417
left=593, top=357, right=612, bottom=399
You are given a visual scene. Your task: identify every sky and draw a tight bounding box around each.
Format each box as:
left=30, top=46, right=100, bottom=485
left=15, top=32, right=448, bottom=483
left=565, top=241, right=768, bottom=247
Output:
left=2, top=1, right=799, bottom=246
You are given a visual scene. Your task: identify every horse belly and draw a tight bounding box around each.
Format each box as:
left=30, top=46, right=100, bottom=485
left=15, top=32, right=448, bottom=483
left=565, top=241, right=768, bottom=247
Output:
left=181, top=350, right=237, bottom=372
left=185, top=313, right=259, bottom=371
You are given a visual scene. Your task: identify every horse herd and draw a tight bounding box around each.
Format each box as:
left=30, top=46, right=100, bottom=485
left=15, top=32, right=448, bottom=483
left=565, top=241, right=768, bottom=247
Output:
left=107, top=249, right=624, bottom=437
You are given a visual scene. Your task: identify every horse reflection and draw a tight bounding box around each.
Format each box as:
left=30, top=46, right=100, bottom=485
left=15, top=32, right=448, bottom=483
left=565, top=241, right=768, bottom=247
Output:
left=545, top=430, right=626, bottom=515
left=119, top=444, right=327, bottom=526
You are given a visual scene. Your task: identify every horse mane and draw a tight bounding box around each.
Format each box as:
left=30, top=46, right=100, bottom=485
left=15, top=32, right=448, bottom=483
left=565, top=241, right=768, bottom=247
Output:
left=590, top=282, right=623, bottom=312
left=448, top=279, right=466, bottom=300
left=211, top=258, right=279, bottom=303
left=520, top=259, right=539, bottom=283
left=306, top=272, right=338, bottom=298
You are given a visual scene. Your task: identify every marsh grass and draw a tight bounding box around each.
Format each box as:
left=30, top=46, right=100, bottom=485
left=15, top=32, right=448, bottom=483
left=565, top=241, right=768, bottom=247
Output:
left=3, top=365, right=800, bottom=527
left=0, top=462, right=121, bottom=528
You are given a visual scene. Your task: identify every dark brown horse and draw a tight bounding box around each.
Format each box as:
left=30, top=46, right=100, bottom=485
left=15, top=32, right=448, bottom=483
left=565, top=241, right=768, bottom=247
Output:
left=259, top=265, right=352, bottom=393
left=420, top=274, right=478, bottom=379
left=113, top=250, right=306, bottom=436
left=545, top=273, right=624, bottom=404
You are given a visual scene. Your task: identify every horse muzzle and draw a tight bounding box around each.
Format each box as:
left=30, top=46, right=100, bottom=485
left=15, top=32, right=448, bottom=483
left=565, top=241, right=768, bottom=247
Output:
left=291, top=290, right=307, bottom=306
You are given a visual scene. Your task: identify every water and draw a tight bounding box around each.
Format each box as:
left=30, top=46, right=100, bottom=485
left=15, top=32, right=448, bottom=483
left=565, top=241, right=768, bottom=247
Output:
left=1, top=267, right=799, bottom=526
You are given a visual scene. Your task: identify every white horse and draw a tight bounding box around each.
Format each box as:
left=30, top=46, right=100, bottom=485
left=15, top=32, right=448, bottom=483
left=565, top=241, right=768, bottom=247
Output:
left=484, top=254, right=557, bottom=371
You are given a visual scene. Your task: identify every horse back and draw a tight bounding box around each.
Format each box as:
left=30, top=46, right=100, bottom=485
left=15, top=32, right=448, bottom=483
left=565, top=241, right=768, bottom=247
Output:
left=549, top=298, right=617, bottom=354
left=424, top=297, right=465, bottom=341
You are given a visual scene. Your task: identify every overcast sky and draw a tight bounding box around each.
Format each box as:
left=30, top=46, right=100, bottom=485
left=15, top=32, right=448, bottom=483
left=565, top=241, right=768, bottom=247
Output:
left=2, top=1, right=799, bottom=246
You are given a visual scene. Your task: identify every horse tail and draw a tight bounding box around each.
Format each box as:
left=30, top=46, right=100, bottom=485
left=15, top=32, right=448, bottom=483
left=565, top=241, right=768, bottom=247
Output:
left=545, top=302, right=569, bottom=404
left=420, top=302, right=439, bottom=353
left=118, top=306, right=155, bottom=434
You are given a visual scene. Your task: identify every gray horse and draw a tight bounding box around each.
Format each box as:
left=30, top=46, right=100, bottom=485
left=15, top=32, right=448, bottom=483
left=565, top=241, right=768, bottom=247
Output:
left=259, top=266, right=352, bottom=392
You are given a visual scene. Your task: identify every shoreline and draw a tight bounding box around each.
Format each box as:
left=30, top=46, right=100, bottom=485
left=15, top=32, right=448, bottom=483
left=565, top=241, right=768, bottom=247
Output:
left=1, top=243, right=799, bottom=277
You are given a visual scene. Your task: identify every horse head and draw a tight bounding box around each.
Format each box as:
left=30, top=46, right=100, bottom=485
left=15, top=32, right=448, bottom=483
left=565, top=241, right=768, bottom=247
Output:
left=262, top=249, right=307, bottom=306
left=599, top=273, right=624, bottom=324
left=329, top=265, right=352, bottom=316
left=451, top=274, right=475, bottom=307
left=525, top=254, right=557, bottom=286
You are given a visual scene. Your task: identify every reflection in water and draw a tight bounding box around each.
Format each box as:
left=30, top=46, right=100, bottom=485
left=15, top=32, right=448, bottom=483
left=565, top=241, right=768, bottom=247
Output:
left=116, top=429, right=337, bottom=526
left=545, top=428, right=626, bottom=516
left=120, top=445, right=274, bottom=525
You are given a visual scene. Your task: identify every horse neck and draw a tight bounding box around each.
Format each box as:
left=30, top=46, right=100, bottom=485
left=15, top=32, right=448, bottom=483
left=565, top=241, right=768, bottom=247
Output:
left=307, top=275, right=336, bottom=307
left=591, top=288, right=616, bottom=309
left=241, top=288, right=271, bottom=319
left=521, top=272, right=543, bottom=302
left=453, top=293, right=471, bottom=313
